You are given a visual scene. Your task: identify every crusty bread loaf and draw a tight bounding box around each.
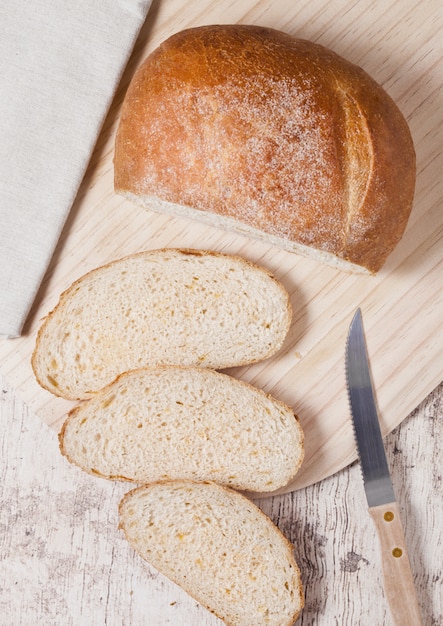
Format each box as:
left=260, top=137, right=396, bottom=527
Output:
left=59, top=366, right=304, bottom=493
left=119, top=480, right=304, bottom=626
left=31, top=248, right=291, bottom=400
left=114, top=24, right=416, bottom=274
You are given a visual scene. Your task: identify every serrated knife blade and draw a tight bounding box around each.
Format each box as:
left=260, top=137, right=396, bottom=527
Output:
left=346, top=308, right=422, bottom=626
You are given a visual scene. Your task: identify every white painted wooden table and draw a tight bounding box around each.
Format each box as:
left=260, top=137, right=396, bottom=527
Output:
left=1, top=378, right=442, bottom=625
left=1, top=0, right=443, bottom=624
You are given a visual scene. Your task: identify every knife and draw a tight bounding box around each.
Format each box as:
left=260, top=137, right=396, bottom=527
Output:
left=345, top=308, right=422, bottom=625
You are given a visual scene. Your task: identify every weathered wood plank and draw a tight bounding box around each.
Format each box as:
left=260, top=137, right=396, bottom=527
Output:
left=1, top=376, right=441, bottom=625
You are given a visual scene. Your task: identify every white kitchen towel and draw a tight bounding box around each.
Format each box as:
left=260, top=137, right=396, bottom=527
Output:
left=0, top=0, right=152, bottom=338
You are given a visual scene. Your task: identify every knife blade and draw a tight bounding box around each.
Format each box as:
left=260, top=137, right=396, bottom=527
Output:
left=346, top=308, right=422, bottom=626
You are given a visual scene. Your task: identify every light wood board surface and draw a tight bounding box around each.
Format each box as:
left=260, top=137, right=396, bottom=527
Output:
left=0, top=0, right=442, bottom=493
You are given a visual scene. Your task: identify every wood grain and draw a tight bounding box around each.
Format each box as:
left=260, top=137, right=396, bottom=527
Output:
left=368, top=503, right=423, bottom=625
left=1, top=376, right=441, bottom=625
left=0, top=1, right=442, bottom=493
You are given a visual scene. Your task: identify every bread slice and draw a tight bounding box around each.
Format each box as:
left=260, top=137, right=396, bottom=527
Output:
left=119, top=480, right=304, bottom=625
left=32, top=249, right=291, bottom=400
left=59, top=366, right=304, bottom=493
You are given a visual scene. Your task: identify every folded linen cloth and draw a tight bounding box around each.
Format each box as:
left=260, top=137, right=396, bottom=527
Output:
left=0, top=0, right=152, bottom=338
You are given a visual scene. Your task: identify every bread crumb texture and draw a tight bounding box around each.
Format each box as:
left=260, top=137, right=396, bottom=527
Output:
left=115, top=25, right=416, bottom=273
left=119, top=481, right=304, bottom=626
left=31, top=249, right=291, bottom=400
left=59, top=366, right=304, bottom=492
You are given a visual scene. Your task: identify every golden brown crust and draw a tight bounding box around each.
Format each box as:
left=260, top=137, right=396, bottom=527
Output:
left=115, top=25, right=416, bottom=273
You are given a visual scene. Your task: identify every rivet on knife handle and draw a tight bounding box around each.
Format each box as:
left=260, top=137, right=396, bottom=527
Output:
left=345, top=308, right=422, bottom=625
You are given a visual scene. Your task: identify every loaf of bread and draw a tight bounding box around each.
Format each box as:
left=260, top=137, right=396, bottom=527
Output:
left=119, top=480, right=304, bottom=626
left=31, top=249, right=291, bottom=400
left=59, top=366, right=304, bottom=493
left=114, top=24, right=416, bottom=274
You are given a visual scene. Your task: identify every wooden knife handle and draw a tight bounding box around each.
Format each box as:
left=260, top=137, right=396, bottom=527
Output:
left=369, top=502, right=422, bottom=626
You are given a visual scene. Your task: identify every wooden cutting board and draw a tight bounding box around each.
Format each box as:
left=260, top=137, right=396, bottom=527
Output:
left=1, top=0, right=441, bottom=493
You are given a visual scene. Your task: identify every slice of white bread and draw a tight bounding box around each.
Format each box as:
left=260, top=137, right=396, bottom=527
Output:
left=119, top=480, right=304, bottom=626
left=32, top=249, right=291, bottom=400
left=59, top=366, right=304, bottom=493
